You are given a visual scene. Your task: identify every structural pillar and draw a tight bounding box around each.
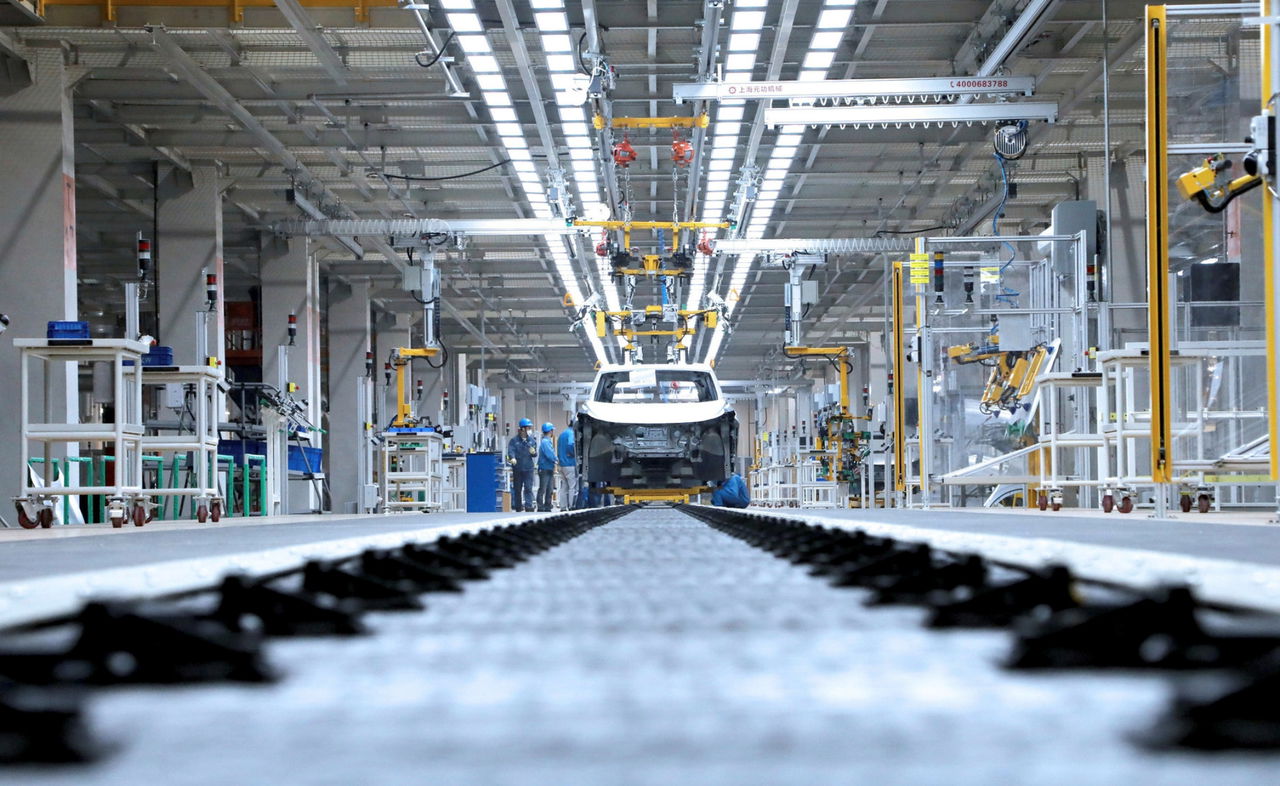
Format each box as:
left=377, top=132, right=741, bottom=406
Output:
left=0, top=48, right=80, bottom=507
left=157, top=164, right=224, bottom=365
left=327, top=279, right=371, bottom=513
left=261, top=236, right=320, bottom=512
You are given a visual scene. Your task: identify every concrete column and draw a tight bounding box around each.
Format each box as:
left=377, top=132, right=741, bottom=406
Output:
left=261, top=237, right=319, bottom=421
left=260, top=237, right=319, bottom=513
left=0, top=49, right=79, bottom=501
left=157, top=164, right=224, bottom=365
left=326, top=279, right=371, bottom=513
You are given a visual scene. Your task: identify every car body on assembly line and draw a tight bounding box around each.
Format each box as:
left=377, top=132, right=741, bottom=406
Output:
left=576, top=363, right=739, bottom=491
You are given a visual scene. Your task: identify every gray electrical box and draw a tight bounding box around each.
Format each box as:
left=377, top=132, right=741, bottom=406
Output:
left=800, top=280, right=819, bottom=306
left=1049, top=200, right=1098, bottom=276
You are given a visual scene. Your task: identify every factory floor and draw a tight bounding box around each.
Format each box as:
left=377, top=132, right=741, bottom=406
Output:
left=2, top=506, right=1278, bottom=784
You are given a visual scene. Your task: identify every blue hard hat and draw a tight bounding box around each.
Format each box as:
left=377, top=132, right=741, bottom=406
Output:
left=518, top=417, right=533, bottom=428
left=542, top=422, right=554, bottom=433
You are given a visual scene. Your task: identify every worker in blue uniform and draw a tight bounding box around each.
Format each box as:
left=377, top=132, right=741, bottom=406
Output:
left=556, top=421, right=577, bottom=510
left=536, top=422, right=557, bottom=512
left=506, top=418, right=537, bottom=512
left=712, top=473, right=750, bottom=508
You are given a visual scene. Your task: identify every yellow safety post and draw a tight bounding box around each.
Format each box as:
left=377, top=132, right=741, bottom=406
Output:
left=1266, top=0, right=1280, bottom=481
left=1145, top=6, right=1173, bottom=484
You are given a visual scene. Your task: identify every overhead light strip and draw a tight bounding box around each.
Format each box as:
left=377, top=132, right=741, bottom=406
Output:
left=448, top=0, right=605, bottom=364
left=705, top=0, right=855, bottom=364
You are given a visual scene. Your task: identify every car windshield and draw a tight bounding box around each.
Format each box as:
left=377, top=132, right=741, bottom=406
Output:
left=594, top=369, right=718, bottom=403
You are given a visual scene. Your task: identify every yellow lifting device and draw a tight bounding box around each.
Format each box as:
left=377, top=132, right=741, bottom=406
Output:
left=947, top=342, right=1053, bottom=415
left=605, top=486, right=711, bottom=505
left=592, top=114, right=710, bottom=131
left=593, top=305, right=720, bottom=341
left=389, top=346, right=440, bottom=428
left=573, top=219, right=729, bottom=252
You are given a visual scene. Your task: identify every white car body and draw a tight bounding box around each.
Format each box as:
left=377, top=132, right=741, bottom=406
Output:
left=576, top=363, right=739, bottom=490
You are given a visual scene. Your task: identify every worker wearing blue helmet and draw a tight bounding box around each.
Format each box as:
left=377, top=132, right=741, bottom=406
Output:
left=506, top=417, right=537, bottom=512
left=536, top=422, right=557, bottom=512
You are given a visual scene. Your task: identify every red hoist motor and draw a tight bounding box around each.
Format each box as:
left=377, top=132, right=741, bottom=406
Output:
left=612, top=136, right=637, bottom=168
left=696, top=230, right=714, bottom=257
left=595, top=229, right=610, bottom=258
left=671, top=132, right=694, bottom=167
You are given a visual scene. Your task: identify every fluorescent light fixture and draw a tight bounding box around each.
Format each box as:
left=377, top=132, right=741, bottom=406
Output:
left=456, top=34, right=491, bottom=54
left=534, top=11, right=569, bottom=31
left=803, top=51, right=835, bottom=70
left=545, top=54, right=576, bottom=72
left=809, top=31, right=844, bottom=50
left=494, top=122, right=523, bottom=136
left=489, top=106, right=517, bottom=121
left=796, top=69, right=829, bottom=83
left=816, top=8, right=853, bottom=29
left=475, top=74, right=506, bottom=90
left=714, top=123, right=743, bottom=137
left=507, top=148, right=532, bottom=160
left=513, top=161, right=537, bottom=173
left=771, top=146, right=799, bottom=159
left=468, top=54, right=500, bottom=72
left=529, top=0, right=563, bottom=8
left=569, top=148, right=594, bottom=161
left=481, top=89, right=511, bottom=105
left=446, top=13, right=483, bottom=32
left=776, top=132, right=804, bottom=145
left=438, top=0, right=474, bottom=8
left=562, top=124, right=590, bottom=137
left=725, top=53, right=757, bottom=72
left=728, top=32, right=760, bottom=51
left=706, top=171, right=732, bottom=182
left=708, top=159, right=735, bottom=171
left=711, top=147, right=736, bottom=159
left=761, top=176, right=785, bottom=187
left=502, top=135, right=528, bottom=149
left=542, top=33, right=572, bottom=52
left=825, top=0, right=857, bottom=5
left=731, top=10, right=766, bottom=30
left=735, top=0, right=768, bottom=6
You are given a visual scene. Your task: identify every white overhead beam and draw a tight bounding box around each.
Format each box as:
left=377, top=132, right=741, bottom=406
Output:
left=674, top=75, right=1036, bottom=103
left=763, top=102, right=1058, bottom=128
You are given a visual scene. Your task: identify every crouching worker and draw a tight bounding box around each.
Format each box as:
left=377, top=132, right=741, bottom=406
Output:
left=711, top=473, right=750, bottom=508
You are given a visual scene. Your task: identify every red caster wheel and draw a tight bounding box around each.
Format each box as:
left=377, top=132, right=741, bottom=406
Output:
left=1197, top=494, right=1211, bottom=514
left=146, top=508, right=156, bottom=523
left=1051, top=501, right=1062, bottom=512
left=1118, top=496, right=1134, bottom=514
left=1179, top=495, right=1192, bottom=513
left=15, top=504, right=37, bottom=530
left=196, top=505, right=209, bottom=523
left=109, top=511, right=125, bottom=528
left=210, top=501, right=222, bottom=523
left=1037, top=493, right=1048, bottom=511
left=1101, top=494, right=1115, bottom=513
left=132, top=505, right=147, bottom=527
left=37, top=508, right=54, bottom=529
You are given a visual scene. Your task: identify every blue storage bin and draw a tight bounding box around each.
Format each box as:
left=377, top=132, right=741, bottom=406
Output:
left=218, top=440, right=322, bottom=473
left=47, top=321, right=90, bottom=340
left=142, top=346, right=174, bottom=366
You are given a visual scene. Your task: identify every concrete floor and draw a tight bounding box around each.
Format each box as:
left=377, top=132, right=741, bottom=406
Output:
left=7, top=507, right=1278, bottom=785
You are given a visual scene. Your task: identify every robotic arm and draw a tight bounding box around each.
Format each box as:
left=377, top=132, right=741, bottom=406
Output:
left=1175, top=154, right=1261, bottom=214
left=1177, top=113, right=1275, bottom=214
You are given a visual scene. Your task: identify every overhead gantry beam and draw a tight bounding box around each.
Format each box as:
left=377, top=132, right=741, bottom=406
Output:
left=272, top=0, right=350, bottom=87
